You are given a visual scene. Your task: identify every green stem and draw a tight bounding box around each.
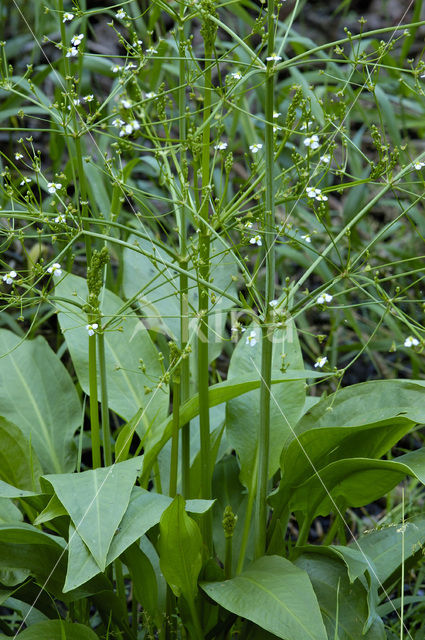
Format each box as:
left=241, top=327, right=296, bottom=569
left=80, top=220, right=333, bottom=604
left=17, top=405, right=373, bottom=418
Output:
left=98, top=332, right=112, bottom=467
left=169, top=375, right=180, bottom=498
left=197, top=39, right=214, bottom=551
left=187, top=596, right=204, bottom=639
left=254, top=0, right=276, bottom=560
left=224, top=536, right=233, bottom=580
left=88, top=331, right=101, bottom=469
left=236, top=455, right=257, bottom=574
left=178, top=7, right=191, bottom=499
left=399, top=0, right=423, bottom=65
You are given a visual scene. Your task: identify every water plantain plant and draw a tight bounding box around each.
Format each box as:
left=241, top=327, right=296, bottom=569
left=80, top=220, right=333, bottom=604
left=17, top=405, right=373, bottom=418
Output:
left=1, top=0, right=425, bottom=638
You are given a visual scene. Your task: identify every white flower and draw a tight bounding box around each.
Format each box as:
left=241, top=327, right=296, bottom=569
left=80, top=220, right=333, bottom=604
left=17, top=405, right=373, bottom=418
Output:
left=116, top=9, right=126, bottom=19
left=66, top=46, right=78, bottom=58
left=125, top=63, right=136, bottom=70
left=404, top=336, right=419, bottom=347
left=214, top=141, right=227, bottom=150
left=84, top=94, right=94, bottom=102
left=71, top=34, right=84, bottom=46
left=130, top=119, right=140, bottom=130
left=54, top=214, right=66, bottom=223
left=246, top=330, right=257, bottom=347
left=20, top=177, right=31, bottom=185
left=306, top=186, right=321, bottom=198
left=47, top=182, right=62, bottom=194
left=320, top=154, right=330, bottom=164
left=244, top=221, right=253, bottom=229
left=300, top=120, right=313, bottom=131
left=314, top=356, right=328, bottom=368
left=86, top=323, right=99, bottom=336
left=266, top=53, right=282, bottom=62
left=250, top=235, right=262, bottom=246
left=316, top=193, right=328, bottom=202
left=230, top=72, right=241, bottom=80
left=316, top=293, right=333, bottom=305
left=145, top=48, right=158, bottom=55
left=273, top=111, right=281, bottom=119
left=63, top=12, right=74, bottom=22
left=47, top=263, right=62, bottom=276
left=73, top=98, right=81, bottom=105
left=269, top=299, right=279, bottom=308
left=145, top=92, right=157, bottom=99
left=112, top=118, right=124, bottom=127
left=249, top=143, right=263, bottom=154
left=119, top=123, right=134, bottom=136
left=121, top=99, right=132, bottom=109
left=304, top=134, right=320, bottom=149
left=301, top=234, right=311, bottom=243
left=15, top=152, right=23, bottom=160
left=111, top=65, right=121, bottom=73
left=414, top=162, right=425, bottom=170
left=3, top=270, right=17, bottom=285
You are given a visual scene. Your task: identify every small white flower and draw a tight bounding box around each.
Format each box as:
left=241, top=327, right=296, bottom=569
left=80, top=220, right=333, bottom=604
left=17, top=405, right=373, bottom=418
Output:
left=111, top=65, right=121, bottom=73
left=266, top=53, right=282, bottom=62
left=316, top=293, right=333, bottom=305
left=20, top=177, right=31, bottom=185
left=133, top=39, right=143, bottom=46
left=230, top=72, right=242, bottom=80
left=273, top=125, right=282, bottom=134
left=320, top=154, right=330, bottom=164
left=73, top=98, right=81, bottom=105
left=116, top=9, right=126, bottom=19
left=404, top=336, right=419, bottom=347
left=47, top=182, right=62, bottom=194
left=306, top=187, right=321, bottom=198
left=300, top=120, right=313, bottom=131
left=244, top=221, right=253, bottom=229
left=414, top=162, right=425, bottom=170
left=246, top=330, right=257, bottom=347
left=130, top=119, right=140, bottom=130
left=269, top=299, right=279, bottom=308
left=86, top=323, right=99, bottom=336
left=250, top=235, right=262, bottom=246
left=316, top=193, right=328, bottom=202
left=71, top=34, right=84, bottom=46
left=112, top=118, right=124, bottom=127
left=314, top=356, right=328, bottom=368
left=214, top=141, right=227, bottom=150
left=304, top=134, right=320, bottom=149
left=121, top=99, right=132, bottom=109
left=145, top=48, right=158, bottom=55
left=125, top=63, right=136, bottom=70
left=47, top=263, right=62, bottom=276
left=3, top=270, right=17, bottom=285
left=249, top=143, right=263, bottom=154
left=63, top=12, right=74, bottom=22
left=66, top=46, right=78, bottom=58
left=54, top=214, right=66, bottom=223
left=273, top=111, right=281, bottom=119
left=120, top=123, right=134, bottom=136
left=15, top=152, right=23, bottom=160
left=301, top=234, right=311, bottom=243
left=145, top=92, right=157, bottom=99
left=84, top=94, right=94, bottom=102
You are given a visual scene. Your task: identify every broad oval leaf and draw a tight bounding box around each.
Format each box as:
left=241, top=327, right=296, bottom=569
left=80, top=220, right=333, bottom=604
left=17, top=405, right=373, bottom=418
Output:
left=12, top=620, right=99, bottom=639
left=226, top=322, right=306, bottom=487
left=0, top=417, right=43, bottom=491
left=201, top=555, right=327, bottom=640
left=0, top=330, right=80, bottom=474
left=159, top=495, right=203, bottom=601
left=55, top=273, right=168, bottom=431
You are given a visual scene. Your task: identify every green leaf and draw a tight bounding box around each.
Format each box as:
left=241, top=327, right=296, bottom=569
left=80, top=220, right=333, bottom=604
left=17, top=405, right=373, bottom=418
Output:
left=226, top=323, right=306, bottom=487
left=0, top=498, right=23, bottom=524
left=11, top=620, right=99, bottom=639
left=141, top=369, right=320, bottom=485
left=287, top=449, right=425, bottom=519
left=0, top=417, right=43, bottom=491
left=33, top=495, right=67, bottom=526
left=42, top=458, right=142, bottom=571
left=55, top=273, right=168, bottom=430
left=0, top=330, right=80, bottom=474
left=295, top=553, right=386, bottom=640
left=158, top=495, right=203, bottom=601
left=201, top=555, right=327, bottom=640
left=355, top=513, right=425, bottom=585
left=64, top=522, right=100, bottom=593
left=122, top=544, right=161, bottom=626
